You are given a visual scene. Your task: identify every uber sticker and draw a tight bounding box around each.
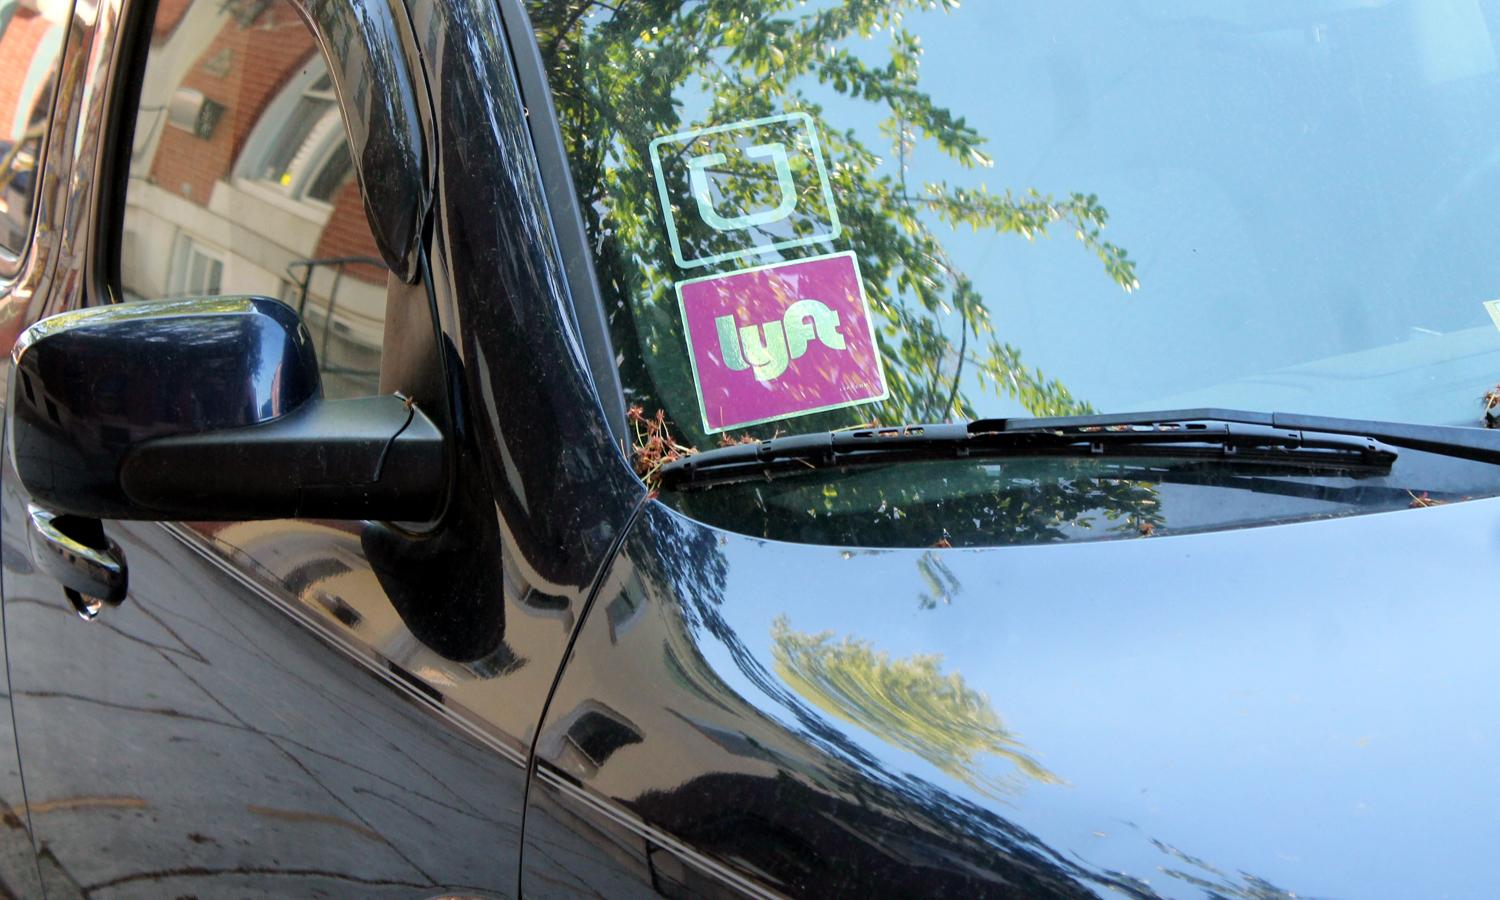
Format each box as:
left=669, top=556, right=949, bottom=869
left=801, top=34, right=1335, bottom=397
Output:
left=676, top=251, right=887, bottom=433
left=650, top=112, right=841, bottom=270
left=1485, top=299, right=1500, bottom=332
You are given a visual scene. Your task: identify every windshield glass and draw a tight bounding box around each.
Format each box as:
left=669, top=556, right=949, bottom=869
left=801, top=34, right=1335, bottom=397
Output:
left=524, top=0, right=1500, bottom=541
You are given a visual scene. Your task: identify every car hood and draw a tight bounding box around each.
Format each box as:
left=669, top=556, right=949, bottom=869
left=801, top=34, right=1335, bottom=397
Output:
left=577, top=495, right=1500, bottom=897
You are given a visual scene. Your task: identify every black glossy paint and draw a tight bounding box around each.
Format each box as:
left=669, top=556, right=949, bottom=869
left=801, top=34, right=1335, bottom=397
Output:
left=406, top=0, right=643, bottom=588
left=0, top=510, right=541, bottom=894
left=297, top=0, right=430, bottom=281
left=2, top=0, right=646, bottom=889
left=0, top=0, right=97, bottom=891
left=9, top=297, right=320, bottom=517
left=523, top=498, right=1500, bottom=898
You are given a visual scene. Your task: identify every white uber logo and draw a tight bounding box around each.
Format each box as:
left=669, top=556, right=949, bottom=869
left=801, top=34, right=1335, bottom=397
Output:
left=649, top=112, right=841, bottom=269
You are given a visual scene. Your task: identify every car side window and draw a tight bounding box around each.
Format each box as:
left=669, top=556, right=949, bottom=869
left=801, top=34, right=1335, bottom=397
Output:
left=0, top=0, right=69, bottom=257
left=119, top=0, right=387, bottom=398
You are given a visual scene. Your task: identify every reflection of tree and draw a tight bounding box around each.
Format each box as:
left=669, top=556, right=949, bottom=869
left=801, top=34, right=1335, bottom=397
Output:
left=529, top=0, right=1138, bottom=446
left=916, top=549, right=959, bottom=609
left=675, top=458, right=1166, bottom=548
left=628, top=506, right=1103, bottom=894
left=1147, top=835, right=1316, bottom=900
left=627, top=506, right=1144, bottom=895
left=625, top=505, right=1315, bottom=897
left=771, top=616, right=1058, bottom=797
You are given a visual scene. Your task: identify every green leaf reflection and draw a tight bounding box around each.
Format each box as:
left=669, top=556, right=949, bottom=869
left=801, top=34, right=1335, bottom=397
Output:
left=771, top=615, right=1060, bottom=797
left=529, top=0, right=1140, bottom=445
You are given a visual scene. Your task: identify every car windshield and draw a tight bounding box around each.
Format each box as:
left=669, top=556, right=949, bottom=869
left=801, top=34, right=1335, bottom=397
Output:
left=524, top=0, right=1500, bottom=543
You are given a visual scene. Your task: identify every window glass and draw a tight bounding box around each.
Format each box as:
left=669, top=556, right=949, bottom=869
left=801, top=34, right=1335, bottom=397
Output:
left=120, top=0, right=387, bottom=398
left=0, top=0, right=70, bottom=255
left=528, top=0, right=1500, bottom=437
left=526, top=0, right=1500, bottom=545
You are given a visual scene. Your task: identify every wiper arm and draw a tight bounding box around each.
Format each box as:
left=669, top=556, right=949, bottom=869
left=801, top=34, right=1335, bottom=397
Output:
left=658, top=408, right=1415, bottom=491
left=1018, top=407, right=1500, bottom=464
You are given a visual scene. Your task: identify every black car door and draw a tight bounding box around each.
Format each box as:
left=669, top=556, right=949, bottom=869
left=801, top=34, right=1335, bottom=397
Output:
left=0, top=0, right=643, bottom=892
left=0, top=0, right=74, bottom=893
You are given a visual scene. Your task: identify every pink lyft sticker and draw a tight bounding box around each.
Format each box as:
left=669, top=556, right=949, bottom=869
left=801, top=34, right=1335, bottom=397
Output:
left=676, top=250, right=888, bottom=433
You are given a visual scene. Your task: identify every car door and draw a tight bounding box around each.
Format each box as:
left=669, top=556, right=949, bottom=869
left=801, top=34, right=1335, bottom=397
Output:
left=0, top=0, right=644, bottom=892
left=0, top=0, right=74, bottom=894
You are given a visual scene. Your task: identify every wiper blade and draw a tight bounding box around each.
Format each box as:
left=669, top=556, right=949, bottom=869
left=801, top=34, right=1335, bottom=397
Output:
left=1016, top=407, right=1500, bottom=463
left=658, top=408, right=1415, bottom=491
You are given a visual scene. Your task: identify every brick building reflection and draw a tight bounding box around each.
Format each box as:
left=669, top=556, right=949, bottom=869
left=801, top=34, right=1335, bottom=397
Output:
left=123, top=0, right=385, bottom=397
left=0, top=0, right=69, bottom=250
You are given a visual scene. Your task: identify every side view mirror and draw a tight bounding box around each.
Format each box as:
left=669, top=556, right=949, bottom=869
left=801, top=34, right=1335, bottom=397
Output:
left=8, top=296, right=444, bottom=521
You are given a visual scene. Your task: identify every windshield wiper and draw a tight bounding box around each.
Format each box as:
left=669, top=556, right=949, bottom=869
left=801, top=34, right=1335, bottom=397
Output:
left=655, top=408, right=1454, bottom=490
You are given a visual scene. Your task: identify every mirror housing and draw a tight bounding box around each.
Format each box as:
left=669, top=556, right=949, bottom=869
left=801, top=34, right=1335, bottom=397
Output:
left=9, top=296, right=444, bottom=521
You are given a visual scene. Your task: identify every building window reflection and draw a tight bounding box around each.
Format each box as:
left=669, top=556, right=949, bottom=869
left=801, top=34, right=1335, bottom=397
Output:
left=0, top=0, right=69, bottom=255
left=121, top=0, right=387, bottom=398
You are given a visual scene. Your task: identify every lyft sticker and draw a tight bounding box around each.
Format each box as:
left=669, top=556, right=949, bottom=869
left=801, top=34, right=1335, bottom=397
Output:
left=676, top=251, right=888, bottom=433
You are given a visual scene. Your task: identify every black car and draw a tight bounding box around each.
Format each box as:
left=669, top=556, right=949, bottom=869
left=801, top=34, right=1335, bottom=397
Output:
left=2, top=0, right=1500, bottom=896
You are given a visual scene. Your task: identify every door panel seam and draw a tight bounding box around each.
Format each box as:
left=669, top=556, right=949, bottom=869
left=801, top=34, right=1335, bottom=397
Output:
left=514, top=488, right=649, bottom=897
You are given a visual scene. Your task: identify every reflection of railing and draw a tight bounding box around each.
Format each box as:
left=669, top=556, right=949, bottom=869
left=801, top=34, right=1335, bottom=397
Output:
left=285, top=254, right=384, bottom=386
left=0, top=123, right=45, bottom=188
left=0, top=124, right=46, bottom=238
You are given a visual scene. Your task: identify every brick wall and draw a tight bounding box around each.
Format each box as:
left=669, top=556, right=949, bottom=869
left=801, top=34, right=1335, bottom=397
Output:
left=147, top=4, right=318, bottom=205
left=151, top=0, right=192, bottom=43
left=145, top=0, right=386, bottom=284
left=0, top=9, right=57, bottom=135
left=312, top=178, right=385, bottom=283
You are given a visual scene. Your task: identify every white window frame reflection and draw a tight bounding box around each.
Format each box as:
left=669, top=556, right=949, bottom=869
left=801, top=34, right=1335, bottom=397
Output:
left=169, top=236, right=224, bottom=296
left=232, top=65, right=351, bottom=218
